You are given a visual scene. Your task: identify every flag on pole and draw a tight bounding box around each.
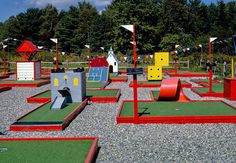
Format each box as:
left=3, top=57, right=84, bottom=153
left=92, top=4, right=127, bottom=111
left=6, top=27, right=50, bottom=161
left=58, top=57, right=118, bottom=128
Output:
left=121, top=25, right=134, bottom=33
left=3, top=45, right=7, bottom=49
left=50, top=38, right=58, bottom=44
left=130, top=41, right=136, bottom=45
left=210, top=37, right=217, bottom=43
left=85, top=45, right=90, bottom=48
left=233, top=35, right=236, bottom=54
left=100, top=47, right=104, bottom=50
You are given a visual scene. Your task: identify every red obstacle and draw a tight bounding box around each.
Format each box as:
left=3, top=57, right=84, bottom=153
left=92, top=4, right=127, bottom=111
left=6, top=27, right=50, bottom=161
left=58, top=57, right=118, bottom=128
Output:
left=158, top=79, right=189, bottom=102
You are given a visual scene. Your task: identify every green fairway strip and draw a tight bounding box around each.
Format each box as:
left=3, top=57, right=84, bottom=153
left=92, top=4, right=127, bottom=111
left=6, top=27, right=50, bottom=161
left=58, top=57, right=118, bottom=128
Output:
left=151, top=91, right=160, bottom=98
left=34, top=89, right=118, bottom=98
left=86, top=82, right=103, bottom=88
left=87, top=89, right=118, bottom=97
left=0, top=140, right=93, bottom=163
left=0, top=80, right=47, bottom=84
left=195, top=83, right=223, bottom=93
left=120, top=101, right=236, bottom=117
left=18, top=103, right=81, bottom=122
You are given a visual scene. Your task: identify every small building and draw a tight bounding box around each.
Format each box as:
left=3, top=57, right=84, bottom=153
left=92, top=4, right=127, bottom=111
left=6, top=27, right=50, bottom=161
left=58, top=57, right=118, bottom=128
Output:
left=106, top=47, right=119, bottom=73
left=16, top=40, right=41, bottom=81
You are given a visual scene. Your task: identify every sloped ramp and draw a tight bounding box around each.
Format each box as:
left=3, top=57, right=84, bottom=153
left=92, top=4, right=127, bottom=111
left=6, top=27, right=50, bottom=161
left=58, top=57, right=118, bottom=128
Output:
left=158, top=79, right=189, bottom=102
left=51, top=97, right=67, bottom=110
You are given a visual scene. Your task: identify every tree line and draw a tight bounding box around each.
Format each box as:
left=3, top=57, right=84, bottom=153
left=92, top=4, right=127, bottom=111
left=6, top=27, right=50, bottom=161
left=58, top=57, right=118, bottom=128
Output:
left=0, top=0, right=235, bottom=56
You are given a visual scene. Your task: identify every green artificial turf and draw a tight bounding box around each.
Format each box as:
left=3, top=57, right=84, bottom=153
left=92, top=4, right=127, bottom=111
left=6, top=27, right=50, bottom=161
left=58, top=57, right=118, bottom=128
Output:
left=0, top=140, right=93, bottom=163
left=194, top=83, right=223, bottom=93
left=86, top=82, right=103, bottom=88
left=151, top=90, right=160, bottom=98
left=87, top=89, right=118, bottom=97
left=0, top=80, right=47, bottom=84
left=120, top=101, right=236, bottom=117
left=18, top=102, right=81, bottom=122
left=34, top=89, right=118, bottom=98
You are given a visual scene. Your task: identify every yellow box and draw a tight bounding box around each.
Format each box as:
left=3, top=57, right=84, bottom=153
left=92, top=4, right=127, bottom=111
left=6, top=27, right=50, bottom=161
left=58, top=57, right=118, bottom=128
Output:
left=148, top=66, right=162, bottom=80
left=154, top=52, right=169, bottom=67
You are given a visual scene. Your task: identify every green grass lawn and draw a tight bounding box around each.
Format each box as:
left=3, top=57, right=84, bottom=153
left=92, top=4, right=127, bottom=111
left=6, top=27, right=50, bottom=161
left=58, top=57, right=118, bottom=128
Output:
left=0, top=140, right=93, bottom=163
left=194, top=83, right=223, bottom=93
left=34, top=89, right=118, bottom=98
left=18, top=102, right=81, bottom=122
left=120, top=101, right=236, bottom=117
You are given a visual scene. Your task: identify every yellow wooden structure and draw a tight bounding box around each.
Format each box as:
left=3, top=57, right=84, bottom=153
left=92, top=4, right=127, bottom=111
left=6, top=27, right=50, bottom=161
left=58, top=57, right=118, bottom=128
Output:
left=148, top=52, right=169, bottom=80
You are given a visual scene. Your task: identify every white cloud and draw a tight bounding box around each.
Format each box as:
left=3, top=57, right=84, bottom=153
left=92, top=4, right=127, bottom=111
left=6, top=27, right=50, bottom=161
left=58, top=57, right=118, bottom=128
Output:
left=24, top=0, right=112, bottom=10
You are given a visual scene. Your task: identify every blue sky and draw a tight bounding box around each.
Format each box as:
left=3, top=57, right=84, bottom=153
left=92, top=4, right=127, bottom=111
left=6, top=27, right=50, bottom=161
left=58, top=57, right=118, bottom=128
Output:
left=0, top=0, right=234, bottom=23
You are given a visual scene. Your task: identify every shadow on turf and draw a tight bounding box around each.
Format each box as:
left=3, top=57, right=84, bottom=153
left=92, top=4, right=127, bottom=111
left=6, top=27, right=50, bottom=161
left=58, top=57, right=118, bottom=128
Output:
left=138, top=107, right=150, bottom=117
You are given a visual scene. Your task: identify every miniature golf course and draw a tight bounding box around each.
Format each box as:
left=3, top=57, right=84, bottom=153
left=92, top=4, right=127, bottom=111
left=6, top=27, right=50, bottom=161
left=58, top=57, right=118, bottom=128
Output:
left=0, top=79, right=49, bottom=87
left=117, top=101, right=236, bottom=123
left=129, top=80, right=191, bottom=88
left=27, top=89, right=121, bottom=103
left=0, top=137, right=98, bottom=163
left=10, top=100, right=87, bottom=131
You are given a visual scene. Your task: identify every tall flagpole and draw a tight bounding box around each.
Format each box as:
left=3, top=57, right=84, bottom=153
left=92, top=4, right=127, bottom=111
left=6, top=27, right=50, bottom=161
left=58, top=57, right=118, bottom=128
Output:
left=133, top=24, right=138, bottom=124
left=208, top=37, right=217, bottom=93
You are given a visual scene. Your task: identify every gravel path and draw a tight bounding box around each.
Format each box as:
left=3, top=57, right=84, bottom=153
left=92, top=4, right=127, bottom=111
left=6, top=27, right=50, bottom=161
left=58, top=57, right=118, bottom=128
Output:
left=0, top=74, right=236, bottom=162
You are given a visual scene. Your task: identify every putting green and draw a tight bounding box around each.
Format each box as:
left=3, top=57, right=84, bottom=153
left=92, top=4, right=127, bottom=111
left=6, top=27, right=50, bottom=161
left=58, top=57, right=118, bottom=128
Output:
left=120, top=101, right=236, bottom=117
left=151, top=90, right=160, bottom=98
left=0, top=140, right=92, bottom=163
left=0, top=80, right=47, bottom=84
left=86, top=82, right=104, bottom=88
left=194, top=83, right=223, bottom=93
left=18, top=102, right=81, bottom=123
left=33, top=89, right=118, bottom=98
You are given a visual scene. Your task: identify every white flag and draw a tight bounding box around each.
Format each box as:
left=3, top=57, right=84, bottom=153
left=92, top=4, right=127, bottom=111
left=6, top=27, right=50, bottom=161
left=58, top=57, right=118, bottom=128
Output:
left=121, top=25, right=134, bottom=33
left=85, top=45, right=90, bottom=48
left=100, top=47, right=104, bottom=50
left=210, top=37, right=217, bottom=43
left=50, top=38, right=58, bottom=44
left=3, top=45, right=7, bottom=48
left=130, top=41, right=136, bottom=45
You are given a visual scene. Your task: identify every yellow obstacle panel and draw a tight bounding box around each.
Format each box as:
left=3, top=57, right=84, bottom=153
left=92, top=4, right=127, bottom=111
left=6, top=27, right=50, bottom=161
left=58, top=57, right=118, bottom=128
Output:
left=148, top=52, right=169, bottom=80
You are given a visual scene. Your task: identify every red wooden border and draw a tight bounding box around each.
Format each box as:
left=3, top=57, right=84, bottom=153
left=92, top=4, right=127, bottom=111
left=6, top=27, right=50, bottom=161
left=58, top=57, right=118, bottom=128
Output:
left=27, top=90, right=51, bottom=103
left=0, top=137, right=98, bottom=163
left=10, top=100, right=88, bottom=131
left=110, top=76, right=128, bottom=82
left=116, top=100, right=236, bottom=124
left=129, top=80, right=192, bottom=88
left=0, top=80, right=49, bottom=87
left=0, top=87, right=11, bottom=93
